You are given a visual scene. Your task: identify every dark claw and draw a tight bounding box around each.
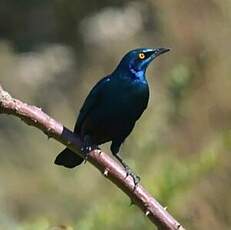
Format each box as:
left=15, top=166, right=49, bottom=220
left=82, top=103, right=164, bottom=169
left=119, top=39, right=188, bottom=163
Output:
left=125, top=166, right=140, bottom=187
left=81, top=144, right=100, bottom=163
left=80, top=146, right=90, bottom=163
left=80, top=144, right=91, bottom=163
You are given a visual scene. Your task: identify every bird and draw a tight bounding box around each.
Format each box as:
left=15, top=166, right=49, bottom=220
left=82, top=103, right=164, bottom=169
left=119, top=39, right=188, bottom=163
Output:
left=55, top=47, right=170, bottom=184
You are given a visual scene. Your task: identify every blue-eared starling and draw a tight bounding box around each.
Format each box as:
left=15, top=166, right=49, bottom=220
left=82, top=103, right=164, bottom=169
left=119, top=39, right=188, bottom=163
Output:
left=55, top=47, right=170, bottom=184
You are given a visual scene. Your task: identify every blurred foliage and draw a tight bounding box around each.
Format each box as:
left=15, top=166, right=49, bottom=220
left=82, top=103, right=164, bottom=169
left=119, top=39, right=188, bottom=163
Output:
left=0, top=0, right=231, bottom=229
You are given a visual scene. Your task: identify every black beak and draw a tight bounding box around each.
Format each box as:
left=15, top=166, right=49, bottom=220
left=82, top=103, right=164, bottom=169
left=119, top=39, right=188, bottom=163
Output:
left=154, top=48, right=170, bottom=57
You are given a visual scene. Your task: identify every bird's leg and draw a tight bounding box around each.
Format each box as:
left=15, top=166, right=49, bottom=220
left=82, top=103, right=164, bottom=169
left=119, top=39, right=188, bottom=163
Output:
left=114, top=153, right=140, bottom=186
left=81, top=135, right=99, bottom=163
left=111, top=141, right=140, bottom=186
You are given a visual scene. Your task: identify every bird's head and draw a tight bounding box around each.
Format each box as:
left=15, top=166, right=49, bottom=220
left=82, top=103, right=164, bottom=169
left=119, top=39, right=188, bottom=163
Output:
left=115, top=48, right=170, bottom=77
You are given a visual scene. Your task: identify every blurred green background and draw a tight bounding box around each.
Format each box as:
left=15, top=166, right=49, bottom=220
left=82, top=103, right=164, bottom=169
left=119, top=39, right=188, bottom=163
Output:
left=0, top=1, right=230, bottom=229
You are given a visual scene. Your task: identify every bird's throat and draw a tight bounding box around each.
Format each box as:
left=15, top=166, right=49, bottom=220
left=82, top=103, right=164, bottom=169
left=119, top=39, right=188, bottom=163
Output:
left=129, top=67, right=146, bottom=82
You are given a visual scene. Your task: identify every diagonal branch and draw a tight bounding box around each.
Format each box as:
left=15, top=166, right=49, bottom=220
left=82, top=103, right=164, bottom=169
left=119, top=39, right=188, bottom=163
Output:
left=0, top=84, right=185, bottom=230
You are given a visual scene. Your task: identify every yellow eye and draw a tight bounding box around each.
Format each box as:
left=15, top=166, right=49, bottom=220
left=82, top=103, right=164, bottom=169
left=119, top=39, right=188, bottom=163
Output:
left=138, top=52, right=145, bottom=59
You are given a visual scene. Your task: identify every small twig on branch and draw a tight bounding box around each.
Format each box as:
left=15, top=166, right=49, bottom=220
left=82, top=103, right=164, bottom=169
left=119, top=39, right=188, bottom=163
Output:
left=0, top=84, right=185, bottom=230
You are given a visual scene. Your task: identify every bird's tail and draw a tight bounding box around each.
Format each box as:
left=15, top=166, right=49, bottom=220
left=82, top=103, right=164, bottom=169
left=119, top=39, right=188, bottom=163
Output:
left=54, top=148, right=84, bottom=168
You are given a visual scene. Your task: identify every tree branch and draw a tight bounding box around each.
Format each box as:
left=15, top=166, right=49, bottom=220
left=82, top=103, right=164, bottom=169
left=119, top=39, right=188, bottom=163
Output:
left=0, top=84, right=185, bottom=230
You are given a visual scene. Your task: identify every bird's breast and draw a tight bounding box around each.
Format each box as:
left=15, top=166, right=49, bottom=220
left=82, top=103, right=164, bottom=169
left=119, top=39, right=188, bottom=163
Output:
left=100, top=79, right=149, bottom=120
left=80, top=78, right=149, bottom=144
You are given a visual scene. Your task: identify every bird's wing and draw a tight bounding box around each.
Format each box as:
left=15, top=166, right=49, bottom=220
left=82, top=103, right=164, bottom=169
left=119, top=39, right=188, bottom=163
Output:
left=74, top=76, right=110, bottom=133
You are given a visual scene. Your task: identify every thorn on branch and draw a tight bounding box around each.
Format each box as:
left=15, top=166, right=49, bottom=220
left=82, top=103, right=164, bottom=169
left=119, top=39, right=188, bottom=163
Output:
left=103, top=168, right=109, bottom=177
left=145, top=210, right=150, bottom=216
left=97, top=149, right=102, bottom=156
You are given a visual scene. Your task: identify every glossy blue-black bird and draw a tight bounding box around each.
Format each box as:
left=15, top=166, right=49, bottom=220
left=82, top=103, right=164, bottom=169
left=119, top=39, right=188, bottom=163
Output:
left=55, top=47, right=170, bottom=184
